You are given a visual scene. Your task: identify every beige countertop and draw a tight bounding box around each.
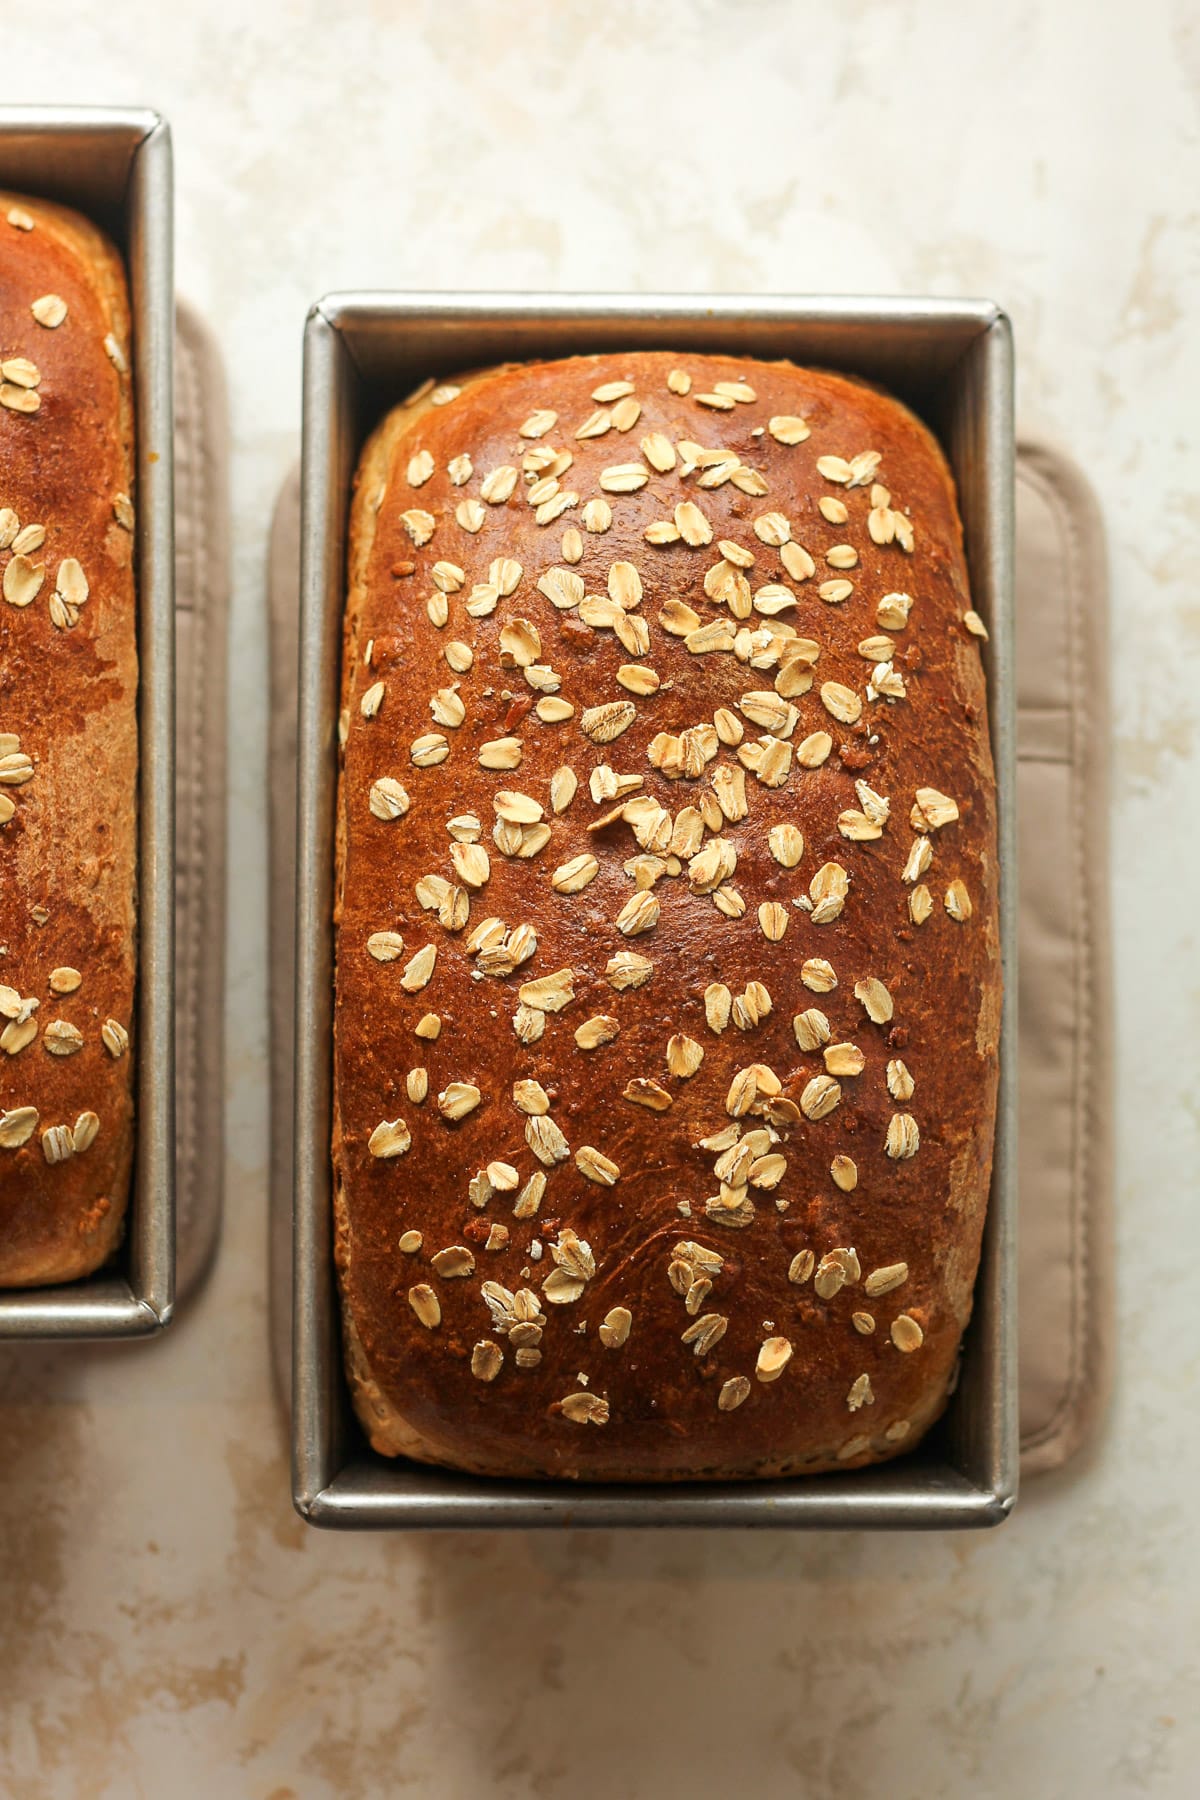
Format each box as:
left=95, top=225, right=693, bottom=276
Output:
left=2, top=1, right=1198, bottom=1795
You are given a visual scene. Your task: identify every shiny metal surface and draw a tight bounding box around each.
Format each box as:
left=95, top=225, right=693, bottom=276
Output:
left=294, top=293, right=1016, bottom=1527
left=0, top=109, right=176, bottom=1338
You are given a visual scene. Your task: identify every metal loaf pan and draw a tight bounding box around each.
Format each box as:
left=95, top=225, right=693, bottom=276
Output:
left=295, top=293, right=1016, bottom=1528
left=0, top=109, right=175, bottom=1338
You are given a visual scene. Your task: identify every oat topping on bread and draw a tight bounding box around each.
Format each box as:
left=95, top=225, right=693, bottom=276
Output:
left=333, top=351, right=999, bottom=1481
left=0, top=194, right=137, bottom=1286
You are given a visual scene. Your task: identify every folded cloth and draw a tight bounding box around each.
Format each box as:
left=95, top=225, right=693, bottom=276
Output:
left=265, top=440, right=1115, bottom=1475
left=1011, top=441, right=1114, bottom=1473
left=174, top=301, right=229, bottom=1304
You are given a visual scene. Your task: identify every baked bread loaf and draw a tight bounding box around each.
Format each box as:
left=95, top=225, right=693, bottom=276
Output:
left=0, top=194, right=137, bottom=1286
left=334, top=350, right=1000, bottom=1480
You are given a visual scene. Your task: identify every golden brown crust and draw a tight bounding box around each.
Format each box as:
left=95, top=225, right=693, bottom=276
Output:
left=0, top=193, right=137, bottom=1285
left=334, top=352, right=999, bottom=1480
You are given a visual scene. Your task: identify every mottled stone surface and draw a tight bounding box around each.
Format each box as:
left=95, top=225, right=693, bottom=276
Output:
left=1, top=1, right=1196, bottom=1794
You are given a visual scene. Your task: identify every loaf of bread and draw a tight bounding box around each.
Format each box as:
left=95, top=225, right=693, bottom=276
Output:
left=0, top=194, right=137, bottom=1286
left=334, top=350, right=1000, bottom=1480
